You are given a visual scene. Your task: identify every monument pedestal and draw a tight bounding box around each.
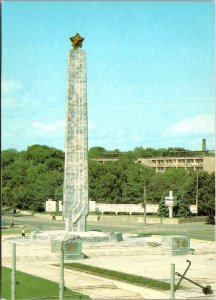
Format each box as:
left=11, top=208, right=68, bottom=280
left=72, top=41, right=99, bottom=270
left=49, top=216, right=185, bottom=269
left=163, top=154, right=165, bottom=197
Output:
left=51, top=237, right=84, bottom=260
left=161, top=236, right=190, bottom=256
left=31, top=229, right=124, bottom=259
left=31, top=230, right=110, bottom=242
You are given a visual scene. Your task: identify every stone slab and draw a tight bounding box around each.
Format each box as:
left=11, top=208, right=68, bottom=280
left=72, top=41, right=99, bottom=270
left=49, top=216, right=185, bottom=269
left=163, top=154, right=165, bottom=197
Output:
left=51, top=237, right=84, bottom=260
left=31, top=230, right=110, bottom=243
left=109, top=232, right=123, bottom=242
left=161, top=235, right=190, bottom=255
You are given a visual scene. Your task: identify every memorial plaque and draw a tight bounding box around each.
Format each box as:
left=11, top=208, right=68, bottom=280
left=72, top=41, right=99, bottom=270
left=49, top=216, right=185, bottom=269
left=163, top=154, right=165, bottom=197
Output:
left=161, top=236, right=190, bottom=256
left=51, top=237, right=84, bottom=260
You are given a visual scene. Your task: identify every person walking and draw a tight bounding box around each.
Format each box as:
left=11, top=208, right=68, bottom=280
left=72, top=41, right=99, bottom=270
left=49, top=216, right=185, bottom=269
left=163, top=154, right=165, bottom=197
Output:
left=10, top=219, right=14, bottom=228
left=21, top=229, right=25, bottom=237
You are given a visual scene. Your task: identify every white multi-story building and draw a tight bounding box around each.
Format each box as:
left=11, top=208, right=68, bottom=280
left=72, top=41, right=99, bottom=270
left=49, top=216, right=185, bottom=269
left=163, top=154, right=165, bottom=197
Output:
left=93, top=156, right=215, bottom=173
left=136, top=156, right=215, bottom=173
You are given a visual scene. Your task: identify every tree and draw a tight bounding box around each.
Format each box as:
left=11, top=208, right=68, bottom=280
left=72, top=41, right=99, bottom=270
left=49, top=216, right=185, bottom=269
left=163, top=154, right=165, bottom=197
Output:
left=1, top=149, right=18, bottom=167
left=88, top=147, right=107, bottom=158
left=157, top=196, right=169, bottom=217
left=2, top=145, right=214, bottom=217
left=198, top=172, right=215, bottom=222
left=173, top=193, right=191, bottom=218
left=2, top=146, right=64, bottom=212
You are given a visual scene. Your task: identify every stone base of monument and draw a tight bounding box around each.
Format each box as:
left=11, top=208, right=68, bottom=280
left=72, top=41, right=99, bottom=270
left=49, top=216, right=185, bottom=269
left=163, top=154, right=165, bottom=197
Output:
left=30, top=230, right=123, bottom=259
left=109, top=232, right=123, bottom=242
left=30, top=230, right=110, bottom=243
left=161, top=236, right=190, bottom=256
left=51, top=237, right=84, bottom=260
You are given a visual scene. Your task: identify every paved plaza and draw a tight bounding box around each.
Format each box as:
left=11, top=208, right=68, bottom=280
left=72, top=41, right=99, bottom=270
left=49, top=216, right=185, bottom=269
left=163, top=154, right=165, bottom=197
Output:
left=2, top=230, right=216, bottom=299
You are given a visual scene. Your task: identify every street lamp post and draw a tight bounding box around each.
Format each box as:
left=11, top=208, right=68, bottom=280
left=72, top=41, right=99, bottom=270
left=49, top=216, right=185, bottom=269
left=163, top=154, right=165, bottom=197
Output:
left=59, top=242, right=64, bottom=300
left=196, top=172, right=199, bottom=216
left=11, top=243, right=16, bottom=300
left=59, top=231, right=69, bottom=300
left=170, top=263, right=175, bottom=299
left=143, top=183, right=147, bottom=226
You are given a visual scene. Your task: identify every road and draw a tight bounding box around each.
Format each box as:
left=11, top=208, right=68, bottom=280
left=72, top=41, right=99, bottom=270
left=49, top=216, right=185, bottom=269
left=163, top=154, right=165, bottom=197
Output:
left=2, top=213, right=215, bottom=240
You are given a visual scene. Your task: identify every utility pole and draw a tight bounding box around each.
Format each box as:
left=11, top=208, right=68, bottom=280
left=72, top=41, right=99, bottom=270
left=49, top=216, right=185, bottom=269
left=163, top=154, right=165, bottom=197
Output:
left=143, top=183, right=147, bottom=226
left=196, top=172, right=198, bottom=216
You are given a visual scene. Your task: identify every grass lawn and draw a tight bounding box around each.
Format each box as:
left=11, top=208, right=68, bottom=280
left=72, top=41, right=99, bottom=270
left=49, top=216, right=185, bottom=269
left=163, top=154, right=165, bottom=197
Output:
left=1, top=227, right=33, bottom=235
left=2, top=266, right=90, bottom=300
left=137, top=230, right=215, bottom=241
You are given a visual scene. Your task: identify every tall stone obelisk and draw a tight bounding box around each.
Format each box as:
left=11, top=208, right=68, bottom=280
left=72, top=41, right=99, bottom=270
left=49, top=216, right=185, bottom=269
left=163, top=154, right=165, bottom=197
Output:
left=63, top=33, right=88, bottom=232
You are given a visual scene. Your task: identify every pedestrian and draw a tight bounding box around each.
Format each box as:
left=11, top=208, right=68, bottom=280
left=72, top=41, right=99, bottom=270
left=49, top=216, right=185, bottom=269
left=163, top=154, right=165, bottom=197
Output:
left=10, top=219, right=14, bottom=228
left=21, top=229, right=25, bottom=237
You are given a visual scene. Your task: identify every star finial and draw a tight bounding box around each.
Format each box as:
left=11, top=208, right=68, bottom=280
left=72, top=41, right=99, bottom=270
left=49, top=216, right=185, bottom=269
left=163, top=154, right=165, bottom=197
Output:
left=70, top=33, right=84, bottom=49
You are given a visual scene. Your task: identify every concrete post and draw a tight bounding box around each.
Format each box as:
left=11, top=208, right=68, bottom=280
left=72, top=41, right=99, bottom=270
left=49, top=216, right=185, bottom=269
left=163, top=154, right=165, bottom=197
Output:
left=165, top=191, right=174, bottom=218
left=170, top=263, right=175, bottom=299
left=59, top=244, right=64, bottom=300
left=11, top=243, right=16, bottom=300
left=168, top=206, right=173, bottom=218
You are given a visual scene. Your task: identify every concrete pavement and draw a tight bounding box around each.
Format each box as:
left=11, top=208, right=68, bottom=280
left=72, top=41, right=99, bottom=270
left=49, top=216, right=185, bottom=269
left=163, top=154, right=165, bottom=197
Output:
left=2, top=233, right=216, bottom=299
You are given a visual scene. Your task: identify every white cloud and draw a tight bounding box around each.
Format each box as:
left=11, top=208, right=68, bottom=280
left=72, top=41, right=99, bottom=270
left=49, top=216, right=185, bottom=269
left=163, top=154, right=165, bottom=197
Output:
left=32, top=120, right=64, bottom=136
left=2, top=79, right=21, bottom=94
left=164, top=113, right=215, bottom=136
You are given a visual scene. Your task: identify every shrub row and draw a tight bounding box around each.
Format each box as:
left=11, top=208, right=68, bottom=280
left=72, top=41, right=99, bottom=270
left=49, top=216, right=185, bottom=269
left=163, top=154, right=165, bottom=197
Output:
left=64, top=262, right=170, bottom=291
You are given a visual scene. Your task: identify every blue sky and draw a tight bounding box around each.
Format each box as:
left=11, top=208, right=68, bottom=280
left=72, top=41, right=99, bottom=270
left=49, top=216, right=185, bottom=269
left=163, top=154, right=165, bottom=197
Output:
left=2, top=1, right=215, bottom=152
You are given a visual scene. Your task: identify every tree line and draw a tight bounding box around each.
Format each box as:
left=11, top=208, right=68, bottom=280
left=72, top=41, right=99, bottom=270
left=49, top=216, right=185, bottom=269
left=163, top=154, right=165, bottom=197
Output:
left=88, top=146, right=210, bottom=158
left=2, top=145, right=215, bottom=220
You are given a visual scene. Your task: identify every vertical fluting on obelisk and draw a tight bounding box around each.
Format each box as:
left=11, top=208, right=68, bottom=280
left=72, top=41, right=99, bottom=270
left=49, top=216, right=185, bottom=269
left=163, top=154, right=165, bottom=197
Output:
left=63, top=34, right=88, bottom=232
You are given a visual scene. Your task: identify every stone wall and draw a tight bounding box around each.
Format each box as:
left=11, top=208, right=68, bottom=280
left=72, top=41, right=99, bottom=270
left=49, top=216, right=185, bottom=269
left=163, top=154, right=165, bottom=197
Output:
left=89, top=201, right=197, bottom=215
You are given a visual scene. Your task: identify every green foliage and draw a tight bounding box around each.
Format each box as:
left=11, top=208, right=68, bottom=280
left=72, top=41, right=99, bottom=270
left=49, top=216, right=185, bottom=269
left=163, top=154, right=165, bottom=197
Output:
left=88, top=146, right=107, bottom=158
left=157, top=196, right=169, bottom=217
left=2, top=145, right=215, bottom=219
left=65, top=263, right=171, bottom=291
left=1, top=149, right=19, bottom=167
left=88, top=146, right=203, bottom=159
left=88, top=157, right=154, bottom=204
left=157, top=191, right=191, bottom=218
left=198, top=172, right=215, bottom=220
left=2, top=145, right=64, bottom=212
left=174, top=193, right=191, bottom=218
left=2, top=266, right=90, bottom=299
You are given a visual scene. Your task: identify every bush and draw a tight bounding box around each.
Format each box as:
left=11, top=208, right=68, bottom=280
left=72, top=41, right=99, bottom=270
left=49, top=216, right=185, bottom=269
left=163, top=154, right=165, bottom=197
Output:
left=65, top=263, right=171, bottom=291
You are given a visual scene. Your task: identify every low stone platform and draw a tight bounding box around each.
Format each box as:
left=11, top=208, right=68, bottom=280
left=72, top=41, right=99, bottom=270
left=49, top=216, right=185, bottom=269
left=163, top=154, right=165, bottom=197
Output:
left=30, top=230, right=124, bottom=259
left=161, top=235, right=190, bottom=256
left=31, top=230, right=110, bottom=243
left=3, top=233, right=215, bottom=299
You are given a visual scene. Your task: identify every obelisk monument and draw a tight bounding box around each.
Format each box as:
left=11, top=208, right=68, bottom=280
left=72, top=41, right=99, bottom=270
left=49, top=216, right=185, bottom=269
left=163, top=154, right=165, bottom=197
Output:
left=63, top=33, right=88, bottom=232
